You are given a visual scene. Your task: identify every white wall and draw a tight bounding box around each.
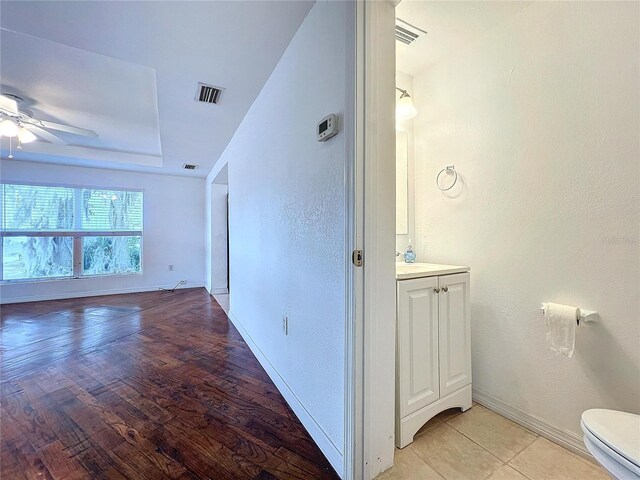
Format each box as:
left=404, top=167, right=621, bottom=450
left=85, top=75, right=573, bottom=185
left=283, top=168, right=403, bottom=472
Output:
left=205, top=180, right=212, bottom=293
left=0, top=160, right=206, bottom=303
left=205, top=158, right=228, bottom=294
left=209, top=183, right=228, bottom=294
left=213, top=2, right=351, bottom=475
left=412, top=1, right=639, bottom=448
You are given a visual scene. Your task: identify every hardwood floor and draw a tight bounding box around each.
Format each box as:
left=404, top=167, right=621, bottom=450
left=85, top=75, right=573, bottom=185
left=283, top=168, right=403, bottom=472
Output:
left=0, top=288, right=339, bottom=480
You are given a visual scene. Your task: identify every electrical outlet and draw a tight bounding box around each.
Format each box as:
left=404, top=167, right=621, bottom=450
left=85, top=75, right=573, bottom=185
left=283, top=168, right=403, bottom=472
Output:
left=282, top=315, right=288, bottom=335
left=168, top=265, right=174, bottom=271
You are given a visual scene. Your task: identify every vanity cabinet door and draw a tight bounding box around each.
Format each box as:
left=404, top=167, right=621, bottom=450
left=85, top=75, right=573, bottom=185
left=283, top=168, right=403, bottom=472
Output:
left=438, top=273, right=471, bottom=397
left=397, top=277, right=440, bottom=418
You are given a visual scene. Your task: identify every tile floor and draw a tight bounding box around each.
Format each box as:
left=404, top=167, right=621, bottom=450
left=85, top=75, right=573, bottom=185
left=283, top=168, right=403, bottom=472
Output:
left=376, top=404, right=610, bottom=480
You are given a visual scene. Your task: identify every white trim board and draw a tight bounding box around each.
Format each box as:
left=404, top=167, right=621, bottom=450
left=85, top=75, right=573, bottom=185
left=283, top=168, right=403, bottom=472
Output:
left=208, top=287, right=229, bottom=295
left=358, top=2, right=398, bottom=478
left=472, top=388, right=594, bottom=461
left=343, top=2, right=361, bottom=479
left=227, top=310, right=344, bottom=478
left=0, top=283, right=205, bottom=304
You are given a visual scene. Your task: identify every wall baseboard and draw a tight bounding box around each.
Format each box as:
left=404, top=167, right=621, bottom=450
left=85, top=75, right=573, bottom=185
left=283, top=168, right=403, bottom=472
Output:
left=472, top=388, right=594, bottom=461
left=209, top=287, right=229, bottom=295
left=227, top=310, right=343, bottom=477
left=0, top=284, right=205, bottom=304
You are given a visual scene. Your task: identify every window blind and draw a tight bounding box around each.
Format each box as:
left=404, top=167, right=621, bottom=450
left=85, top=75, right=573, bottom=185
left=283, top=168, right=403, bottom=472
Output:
left=1, top=184, right=75, bottom=231
left=1, top=184, right=143, bottom=233
left=80, top=189, right=143, bottom=231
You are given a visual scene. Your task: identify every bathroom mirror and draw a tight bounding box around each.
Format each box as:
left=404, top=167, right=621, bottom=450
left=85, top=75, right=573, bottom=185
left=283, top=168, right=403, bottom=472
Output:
left=396, top=130, right=409, bottom=235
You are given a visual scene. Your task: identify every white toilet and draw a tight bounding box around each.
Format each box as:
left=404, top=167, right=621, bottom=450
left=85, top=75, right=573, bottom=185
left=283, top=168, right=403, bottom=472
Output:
left=581, top=409, right=640, bottom=480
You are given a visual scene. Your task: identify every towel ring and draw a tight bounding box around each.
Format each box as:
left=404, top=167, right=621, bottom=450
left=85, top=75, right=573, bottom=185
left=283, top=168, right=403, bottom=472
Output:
left=436, top=165, right=458, bottom=191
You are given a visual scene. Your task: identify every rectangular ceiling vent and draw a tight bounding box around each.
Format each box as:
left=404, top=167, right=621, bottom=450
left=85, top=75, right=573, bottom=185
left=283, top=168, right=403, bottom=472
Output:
left=395, top=18, right=427, bottom=45
left=195, top=83, right=224, bottom=104
left=183, top=163, right=198, bottom=170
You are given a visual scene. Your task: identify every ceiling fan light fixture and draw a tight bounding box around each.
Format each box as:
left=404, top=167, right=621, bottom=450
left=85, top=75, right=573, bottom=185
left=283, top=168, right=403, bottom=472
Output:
left=18, top=126, right=37, bottom=144
left=0, top=119, right=19, bottom=137
left=0, top=94, right=99, bottom=146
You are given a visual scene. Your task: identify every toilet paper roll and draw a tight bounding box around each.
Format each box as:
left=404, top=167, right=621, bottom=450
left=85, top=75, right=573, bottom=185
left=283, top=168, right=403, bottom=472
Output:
left=544, top=303, right=579, bottom=358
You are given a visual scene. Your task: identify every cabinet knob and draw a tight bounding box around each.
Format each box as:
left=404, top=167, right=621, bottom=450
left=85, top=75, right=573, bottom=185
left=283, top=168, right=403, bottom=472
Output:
left=434, top=288, right=440, bottom=293
left=442, top=286, right=449, bottom=292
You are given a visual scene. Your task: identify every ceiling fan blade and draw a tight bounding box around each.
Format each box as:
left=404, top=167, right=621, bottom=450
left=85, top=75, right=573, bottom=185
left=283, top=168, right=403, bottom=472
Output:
left=38, top=120, right=98, bottom=137
left=23, top=124, right=66, bottom=145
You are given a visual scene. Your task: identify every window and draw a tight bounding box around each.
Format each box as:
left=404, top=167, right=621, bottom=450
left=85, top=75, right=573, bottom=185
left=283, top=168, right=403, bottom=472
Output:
left=1, top=183, right=143, bottom=281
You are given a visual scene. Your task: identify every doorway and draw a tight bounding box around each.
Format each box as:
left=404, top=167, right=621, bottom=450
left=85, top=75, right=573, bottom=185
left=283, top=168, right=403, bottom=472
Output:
left=210, top=164, right=229, bottom=314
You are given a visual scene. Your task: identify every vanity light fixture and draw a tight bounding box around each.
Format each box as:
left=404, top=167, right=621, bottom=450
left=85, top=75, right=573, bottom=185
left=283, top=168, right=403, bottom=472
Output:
left=396, top=87, right=417, bottom=120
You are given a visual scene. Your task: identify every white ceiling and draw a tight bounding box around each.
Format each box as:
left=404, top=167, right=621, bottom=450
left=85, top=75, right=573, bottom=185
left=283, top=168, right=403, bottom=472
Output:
left=396, top=1, right=534, bottom=77
left=0, top=1, right=313, bottom=177
left=1, top=29, right=164, bottom=167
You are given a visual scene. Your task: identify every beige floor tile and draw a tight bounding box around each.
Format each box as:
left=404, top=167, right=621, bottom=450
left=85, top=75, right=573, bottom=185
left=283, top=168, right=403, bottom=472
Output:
left=486, top=465, right=529, bottom=480
left=435, top=407, right=465, bottom=423
left=415, top=407, right=465, bottom=438
left=509, top=437, right=610, bottom=480
left=447, top=405, right=537, bottom=462
left=410, top=423, right=503, bottom=480
left=376, top=448, right=445, bottom=480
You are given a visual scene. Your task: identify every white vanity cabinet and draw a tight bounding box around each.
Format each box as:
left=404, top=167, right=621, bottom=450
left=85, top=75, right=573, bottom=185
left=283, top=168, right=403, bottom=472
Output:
left=396, top=265, right=472, bottom=448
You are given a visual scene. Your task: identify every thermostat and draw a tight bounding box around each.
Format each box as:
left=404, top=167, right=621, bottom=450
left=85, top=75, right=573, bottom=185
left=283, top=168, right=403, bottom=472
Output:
left=317, top=113, right=339, bottom=142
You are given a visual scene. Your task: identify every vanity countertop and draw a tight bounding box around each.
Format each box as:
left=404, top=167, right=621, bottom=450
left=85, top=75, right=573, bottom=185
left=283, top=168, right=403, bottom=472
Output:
left=396, top=262, right=470, bottom=280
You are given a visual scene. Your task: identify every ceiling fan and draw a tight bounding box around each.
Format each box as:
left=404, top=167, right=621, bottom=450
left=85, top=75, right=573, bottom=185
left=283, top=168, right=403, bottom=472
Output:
left=0, top=93, right=98, bottom=158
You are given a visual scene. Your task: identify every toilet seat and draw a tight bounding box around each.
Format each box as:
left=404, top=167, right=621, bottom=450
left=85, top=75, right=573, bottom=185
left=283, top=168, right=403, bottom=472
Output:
left=581, top=409, right=640, bottom=480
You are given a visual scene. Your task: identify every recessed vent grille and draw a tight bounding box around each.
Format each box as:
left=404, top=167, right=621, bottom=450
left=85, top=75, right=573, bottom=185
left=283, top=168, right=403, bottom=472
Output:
left=195, top=83, right=223, bottom=104
left=395, top=18, right=427, bottom=45
left=183, top=164, right=198, bottom=170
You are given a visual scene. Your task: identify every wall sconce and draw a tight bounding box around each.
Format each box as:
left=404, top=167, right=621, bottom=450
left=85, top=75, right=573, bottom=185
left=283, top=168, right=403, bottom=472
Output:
left=396, top=87, right=417, bottom=120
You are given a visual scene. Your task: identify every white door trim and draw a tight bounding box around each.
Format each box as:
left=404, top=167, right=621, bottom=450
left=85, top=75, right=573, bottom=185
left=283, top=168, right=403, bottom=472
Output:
left=345, top=2, right=397, bottom=479
left=343, top=1, right=364, bottom=478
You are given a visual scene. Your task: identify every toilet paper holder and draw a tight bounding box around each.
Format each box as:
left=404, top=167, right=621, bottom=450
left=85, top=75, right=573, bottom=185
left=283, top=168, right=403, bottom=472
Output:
left=540, top=303, right=598, bottom=326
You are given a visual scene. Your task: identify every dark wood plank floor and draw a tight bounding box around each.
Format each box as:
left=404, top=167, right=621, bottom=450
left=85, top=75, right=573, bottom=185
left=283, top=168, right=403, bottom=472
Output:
left=0, top=288, right=339, bottom=480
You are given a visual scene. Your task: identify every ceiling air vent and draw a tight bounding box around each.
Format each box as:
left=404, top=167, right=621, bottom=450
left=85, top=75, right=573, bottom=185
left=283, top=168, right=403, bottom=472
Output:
left=183, top=164, right=198, bottom=170
left=195, top=83, right=224, bottom=104
left=395, top=18, right=427, bottom=45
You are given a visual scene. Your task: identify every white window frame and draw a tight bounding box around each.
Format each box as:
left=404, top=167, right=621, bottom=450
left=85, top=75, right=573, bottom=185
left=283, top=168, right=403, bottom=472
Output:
left=0, top=181, right=143, bottom=282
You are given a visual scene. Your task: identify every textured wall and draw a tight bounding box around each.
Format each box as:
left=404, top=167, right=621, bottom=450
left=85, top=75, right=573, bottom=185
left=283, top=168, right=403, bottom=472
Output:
left=209, top=183, right=228, bottom=294
left=217, top=1, right=348, bottom=466
left=412, top=1, right=639, bottom=438
left=0, top=160, right=206, bottom=302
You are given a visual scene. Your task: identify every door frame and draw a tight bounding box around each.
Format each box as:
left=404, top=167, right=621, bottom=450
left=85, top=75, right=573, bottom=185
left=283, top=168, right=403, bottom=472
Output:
left=343, top=1, right=363, bottom=477
left=344, top=2, right=397, bottom=479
